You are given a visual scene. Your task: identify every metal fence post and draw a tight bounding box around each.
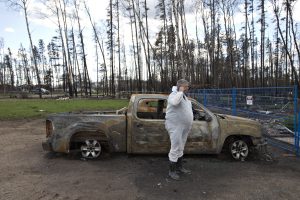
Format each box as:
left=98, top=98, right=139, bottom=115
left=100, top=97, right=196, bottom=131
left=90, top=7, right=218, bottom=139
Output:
left=297, top=110, right=300, bottom=156
left=232, top=88, right=236, bottom=116
left=294, top=85, right=299, bottom=156
left=197, top=89, right=201, bottom=104
left=204, top=89, right=207, bottom=107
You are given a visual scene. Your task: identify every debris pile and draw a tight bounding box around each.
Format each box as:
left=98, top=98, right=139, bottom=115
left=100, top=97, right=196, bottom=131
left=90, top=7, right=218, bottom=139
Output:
left=260, top=119, right=294, bottom=137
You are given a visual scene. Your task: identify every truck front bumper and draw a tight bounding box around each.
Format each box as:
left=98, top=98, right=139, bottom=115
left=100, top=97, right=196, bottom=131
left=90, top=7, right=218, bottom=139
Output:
left=42, top=140, right=53, bottom=151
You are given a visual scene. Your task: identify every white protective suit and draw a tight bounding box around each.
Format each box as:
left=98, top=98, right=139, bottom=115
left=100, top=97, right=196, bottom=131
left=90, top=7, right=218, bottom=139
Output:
left=165, top=86, right=193, bottom=162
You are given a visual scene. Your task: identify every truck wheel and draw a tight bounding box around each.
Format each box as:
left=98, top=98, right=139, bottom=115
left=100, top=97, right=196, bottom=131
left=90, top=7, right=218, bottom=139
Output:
left=229, top=139, right=249, bottom=161
left=80, top=139, right=102, bottom=159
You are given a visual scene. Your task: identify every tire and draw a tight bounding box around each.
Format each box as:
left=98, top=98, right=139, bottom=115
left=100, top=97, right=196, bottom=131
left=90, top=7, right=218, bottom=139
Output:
left=229, top=139, right=249, bottom=161
left=80, top=139, right=102, bottom=159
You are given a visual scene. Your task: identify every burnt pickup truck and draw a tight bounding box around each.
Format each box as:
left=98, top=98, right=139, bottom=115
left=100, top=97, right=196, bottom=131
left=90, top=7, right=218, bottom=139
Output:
left=42, top=94, right=266, bottom=160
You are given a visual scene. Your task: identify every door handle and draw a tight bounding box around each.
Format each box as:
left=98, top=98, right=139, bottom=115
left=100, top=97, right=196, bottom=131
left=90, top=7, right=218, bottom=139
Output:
left=136, top=123, right=143, bottom=128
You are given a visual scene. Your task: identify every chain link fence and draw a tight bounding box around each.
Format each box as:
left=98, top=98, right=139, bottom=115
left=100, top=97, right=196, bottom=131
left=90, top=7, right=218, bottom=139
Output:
left=189, top=86, right=300, bottom=156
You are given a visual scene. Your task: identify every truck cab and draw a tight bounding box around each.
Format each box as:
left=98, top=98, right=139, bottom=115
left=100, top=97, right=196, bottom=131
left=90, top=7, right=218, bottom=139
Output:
left=127, top=94, right=219, bottom=154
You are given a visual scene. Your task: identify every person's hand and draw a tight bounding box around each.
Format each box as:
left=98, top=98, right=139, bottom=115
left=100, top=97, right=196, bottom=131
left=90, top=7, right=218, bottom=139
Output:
left=179, top=86, right=185, bottom=92
left=179, top=85, right=189, bottom=92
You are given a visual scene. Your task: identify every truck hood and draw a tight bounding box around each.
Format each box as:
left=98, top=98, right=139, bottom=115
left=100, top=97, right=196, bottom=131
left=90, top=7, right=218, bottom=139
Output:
left=217, top=114, right=262, bottom=138
left=218, top=114, right=259, bottom=125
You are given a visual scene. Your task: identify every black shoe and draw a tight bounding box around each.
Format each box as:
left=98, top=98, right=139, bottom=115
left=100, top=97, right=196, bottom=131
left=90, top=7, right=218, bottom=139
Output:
left=169, top=161, right=180, bottom=180
left=177, top=157, right=191, bottom=174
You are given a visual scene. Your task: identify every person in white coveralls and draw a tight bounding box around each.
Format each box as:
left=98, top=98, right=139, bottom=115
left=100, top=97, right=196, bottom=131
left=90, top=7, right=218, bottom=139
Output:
left=165, top=79, right=193, bottom=180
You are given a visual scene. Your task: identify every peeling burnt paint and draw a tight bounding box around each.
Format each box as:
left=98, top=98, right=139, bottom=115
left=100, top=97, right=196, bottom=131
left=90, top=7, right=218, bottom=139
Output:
left=42, top=94, right=265, bottom=156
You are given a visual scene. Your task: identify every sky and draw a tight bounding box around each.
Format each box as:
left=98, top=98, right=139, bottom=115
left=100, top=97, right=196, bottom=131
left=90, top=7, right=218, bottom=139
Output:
left=0, top=0, right=114, bottom=82
left=1, top=0, right=300, bottom=82
left=0, top=0, right=160, bottom=81
left=0, top=0, right=106, bottom=51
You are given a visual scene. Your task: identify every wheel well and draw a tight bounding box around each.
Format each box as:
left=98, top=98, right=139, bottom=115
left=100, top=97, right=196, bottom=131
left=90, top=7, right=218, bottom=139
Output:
left=69, top=131, right=111, bottom=152
left=222, top=135, right=253, bottom=150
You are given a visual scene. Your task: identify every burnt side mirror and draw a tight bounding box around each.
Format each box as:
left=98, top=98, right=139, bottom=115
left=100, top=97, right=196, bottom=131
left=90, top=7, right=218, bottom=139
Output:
left=205, top=114, right=212, bottom=122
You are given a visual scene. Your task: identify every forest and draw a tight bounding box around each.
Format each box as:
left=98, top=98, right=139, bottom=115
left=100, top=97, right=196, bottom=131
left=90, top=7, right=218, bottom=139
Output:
left=0, top=0, right=299, bottom=97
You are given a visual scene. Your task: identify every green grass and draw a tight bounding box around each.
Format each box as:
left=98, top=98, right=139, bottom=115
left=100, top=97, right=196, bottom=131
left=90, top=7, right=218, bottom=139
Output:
left=282, top=116, right=295, bottom=130
left=0, top=99, right=129, bottom=120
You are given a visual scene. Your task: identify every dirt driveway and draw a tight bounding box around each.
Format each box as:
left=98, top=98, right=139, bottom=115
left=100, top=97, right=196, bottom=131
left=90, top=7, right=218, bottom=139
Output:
left=0, top=119, right=300, bottom=200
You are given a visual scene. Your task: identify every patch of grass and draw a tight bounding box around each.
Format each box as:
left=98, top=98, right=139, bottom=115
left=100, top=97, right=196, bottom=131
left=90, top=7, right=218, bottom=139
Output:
left=282, top=116, right=295, bottom=131
left=0, top=99, right=128, bottom=120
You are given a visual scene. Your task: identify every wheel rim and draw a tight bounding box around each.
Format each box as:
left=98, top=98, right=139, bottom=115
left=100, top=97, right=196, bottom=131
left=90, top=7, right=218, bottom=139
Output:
left=231, top=140, right=248, bottom=160
left=81, top=139, right=101, bottom=158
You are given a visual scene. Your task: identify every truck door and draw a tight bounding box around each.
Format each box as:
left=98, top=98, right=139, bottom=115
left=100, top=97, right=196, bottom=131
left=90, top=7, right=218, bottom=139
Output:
left=130, top=97, right=170, bottom=153
left=184, top=104, right=217, bottom=154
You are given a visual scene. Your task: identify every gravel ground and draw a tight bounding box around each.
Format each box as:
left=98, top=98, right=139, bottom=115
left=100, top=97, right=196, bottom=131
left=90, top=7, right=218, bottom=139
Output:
left=0, top=119, right=300, bottom=200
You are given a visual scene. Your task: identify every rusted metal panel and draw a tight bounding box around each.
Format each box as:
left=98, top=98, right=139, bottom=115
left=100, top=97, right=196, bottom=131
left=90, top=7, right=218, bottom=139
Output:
left=217, top=115, right=263, bottom=152
left=44, top=113, right=126, bottom=153
left=129, top=95, right=219, bottom=154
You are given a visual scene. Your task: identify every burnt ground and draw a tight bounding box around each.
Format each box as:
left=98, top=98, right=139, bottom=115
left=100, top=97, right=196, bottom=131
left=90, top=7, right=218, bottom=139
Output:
left=0, top=119, right=300, bottom=200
